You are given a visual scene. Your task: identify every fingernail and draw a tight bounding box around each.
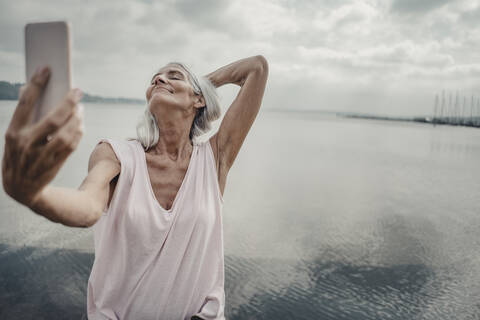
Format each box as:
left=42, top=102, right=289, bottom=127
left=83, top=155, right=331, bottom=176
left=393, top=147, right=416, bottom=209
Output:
left=40, top=66, right=50, bottom=77
left=36, top=66, right=50, bottom=82
left=72, top=88, right=83, bottom=103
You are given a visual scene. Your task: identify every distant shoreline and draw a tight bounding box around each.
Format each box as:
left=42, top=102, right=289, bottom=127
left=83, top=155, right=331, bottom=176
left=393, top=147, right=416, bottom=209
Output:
left=267, top=109, right=480, bottom=129
left=0, top=80, right=145, bottom=105
left=338, top=112, right=480, bottom=129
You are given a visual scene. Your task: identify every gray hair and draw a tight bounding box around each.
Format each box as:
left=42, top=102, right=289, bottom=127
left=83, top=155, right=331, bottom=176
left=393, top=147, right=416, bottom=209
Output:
left=136, top=62, right=221, bottom=150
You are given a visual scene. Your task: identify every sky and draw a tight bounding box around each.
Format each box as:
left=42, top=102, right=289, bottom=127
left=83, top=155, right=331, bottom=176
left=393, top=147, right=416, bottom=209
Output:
left=1, top=0, right=480, bottom=116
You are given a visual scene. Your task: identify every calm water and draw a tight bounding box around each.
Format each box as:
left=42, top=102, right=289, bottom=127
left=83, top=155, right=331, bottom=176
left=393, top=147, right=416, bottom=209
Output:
left=0, top=101, right=480, bottom=319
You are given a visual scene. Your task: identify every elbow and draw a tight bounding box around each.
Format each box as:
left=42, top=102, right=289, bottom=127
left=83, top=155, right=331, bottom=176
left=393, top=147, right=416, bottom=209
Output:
left=76, top=203, right=102, bottom=228
left=82, top=210, right=101, bottom=228
left=58, top=212, right=99, bottom=228
left=253, top=55, right=269, bottom=75
left=79, top=194, right=106, bottom=228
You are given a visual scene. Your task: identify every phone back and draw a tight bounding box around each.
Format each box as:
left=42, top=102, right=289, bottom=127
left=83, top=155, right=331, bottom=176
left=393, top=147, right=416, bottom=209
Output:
left=25, top=21, right=72, bottom=122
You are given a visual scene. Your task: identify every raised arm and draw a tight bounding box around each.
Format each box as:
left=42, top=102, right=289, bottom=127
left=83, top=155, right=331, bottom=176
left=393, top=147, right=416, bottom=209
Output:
left=2, top=66, right=120, bottom=228
left=206, top=55, right=268, bottom=176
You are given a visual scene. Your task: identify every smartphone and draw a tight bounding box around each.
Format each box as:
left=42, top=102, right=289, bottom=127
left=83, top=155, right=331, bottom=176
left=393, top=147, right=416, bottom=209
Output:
left=25, top=21, right=72, bottom=122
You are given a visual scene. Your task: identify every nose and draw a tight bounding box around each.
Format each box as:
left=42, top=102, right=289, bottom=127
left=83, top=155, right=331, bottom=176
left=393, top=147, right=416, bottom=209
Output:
left=153, top=74, right=167, bottom=86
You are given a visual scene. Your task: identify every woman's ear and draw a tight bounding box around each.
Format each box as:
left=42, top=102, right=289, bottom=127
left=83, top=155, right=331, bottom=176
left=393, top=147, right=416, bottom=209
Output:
left=193, top=95, right=206, bottom=109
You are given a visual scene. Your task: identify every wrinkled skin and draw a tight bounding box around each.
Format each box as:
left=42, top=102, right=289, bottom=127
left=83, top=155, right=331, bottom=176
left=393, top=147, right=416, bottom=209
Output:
left=2, top=66, right=84, bottom=207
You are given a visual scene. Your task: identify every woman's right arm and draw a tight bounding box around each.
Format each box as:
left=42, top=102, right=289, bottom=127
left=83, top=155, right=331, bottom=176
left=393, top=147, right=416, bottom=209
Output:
left=2, top=66, right=120, bottom=228
left=30, top=142, right=120, bottom=228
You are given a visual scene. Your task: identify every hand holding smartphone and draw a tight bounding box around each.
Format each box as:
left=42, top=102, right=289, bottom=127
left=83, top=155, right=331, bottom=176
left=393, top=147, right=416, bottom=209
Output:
left=1, top=21, right=84, bottom=208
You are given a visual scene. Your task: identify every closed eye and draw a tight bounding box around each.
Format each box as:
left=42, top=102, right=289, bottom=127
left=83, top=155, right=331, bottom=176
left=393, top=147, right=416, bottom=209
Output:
left=150, top=70, right=184, bottom=84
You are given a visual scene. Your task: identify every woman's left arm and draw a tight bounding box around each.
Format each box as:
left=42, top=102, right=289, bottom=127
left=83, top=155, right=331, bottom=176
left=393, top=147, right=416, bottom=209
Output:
left=206, top=55, right=268, bottom=171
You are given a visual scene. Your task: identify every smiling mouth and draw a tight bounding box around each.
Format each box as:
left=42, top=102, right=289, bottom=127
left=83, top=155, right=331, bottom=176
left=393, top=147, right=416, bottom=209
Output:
left=154, top=86, right=173, bottom=93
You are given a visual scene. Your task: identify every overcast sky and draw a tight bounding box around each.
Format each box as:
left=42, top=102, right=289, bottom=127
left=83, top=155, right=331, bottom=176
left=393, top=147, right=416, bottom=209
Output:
left=1, top=0, right=479, bottom=116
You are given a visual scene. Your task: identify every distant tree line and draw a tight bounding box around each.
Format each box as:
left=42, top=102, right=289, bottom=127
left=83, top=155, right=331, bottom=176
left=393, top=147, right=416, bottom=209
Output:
left=0, top=81, right=22, bottom=100
left=0, top=81, right=145, bottom=105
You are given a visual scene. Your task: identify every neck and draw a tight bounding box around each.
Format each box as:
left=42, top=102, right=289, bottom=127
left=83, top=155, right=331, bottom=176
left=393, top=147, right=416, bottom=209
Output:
left=149, top=108, right=194, bottom=160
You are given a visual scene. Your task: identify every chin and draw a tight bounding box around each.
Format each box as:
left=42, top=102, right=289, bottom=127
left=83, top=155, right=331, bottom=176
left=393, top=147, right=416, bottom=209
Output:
left=149, top=92, right=169, bottom=107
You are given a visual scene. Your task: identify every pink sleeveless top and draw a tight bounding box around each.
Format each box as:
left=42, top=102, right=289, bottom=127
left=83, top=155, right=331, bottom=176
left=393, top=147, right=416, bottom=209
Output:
left=87, top=138, right=225, bottom=320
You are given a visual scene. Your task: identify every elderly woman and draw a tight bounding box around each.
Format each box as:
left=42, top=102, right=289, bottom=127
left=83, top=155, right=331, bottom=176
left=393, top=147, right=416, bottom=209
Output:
left=2, top=55, right=268, bottom=319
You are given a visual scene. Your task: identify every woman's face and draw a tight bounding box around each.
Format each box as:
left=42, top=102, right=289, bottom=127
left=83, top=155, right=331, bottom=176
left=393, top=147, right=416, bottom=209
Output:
left=146, top=64, right=199, bottom=112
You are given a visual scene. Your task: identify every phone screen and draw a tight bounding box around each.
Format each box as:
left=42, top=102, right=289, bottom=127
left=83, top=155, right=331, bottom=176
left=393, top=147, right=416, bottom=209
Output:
left=25, top=21, right=72, bottom=122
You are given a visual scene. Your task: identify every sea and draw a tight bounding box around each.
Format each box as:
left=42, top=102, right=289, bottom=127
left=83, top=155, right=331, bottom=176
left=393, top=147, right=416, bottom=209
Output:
left=0, top=101, right=479, bottom=319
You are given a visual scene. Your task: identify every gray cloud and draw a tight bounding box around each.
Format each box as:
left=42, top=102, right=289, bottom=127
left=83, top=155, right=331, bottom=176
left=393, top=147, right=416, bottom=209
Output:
left=174, top=0, right=235, bottom=31
left=460, top=5, right=480, bottom=26
left=390, top=0, right=451, bottom=14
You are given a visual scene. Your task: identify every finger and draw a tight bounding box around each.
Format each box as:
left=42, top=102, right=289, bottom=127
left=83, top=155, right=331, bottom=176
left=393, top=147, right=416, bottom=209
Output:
left=9, top=67, right=50, bottom=131
left=46, top=117, right=84, bottom=175
left=53, top=120, right=84, bottom=164
left=43, top=103, right=84, bottom=155
left=30, top=88, right=83, bottom=145
left=29, top=104, right=84, bottom=176
left=33, top=126, right=82, bottom=184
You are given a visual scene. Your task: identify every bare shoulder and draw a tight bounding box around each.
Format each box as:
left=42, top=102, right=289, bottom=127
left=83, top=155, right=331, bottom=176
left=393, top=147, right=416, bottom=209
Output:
left=88, top=141, right=120, bottom=173
left=78, top=141, right=121, bottom=215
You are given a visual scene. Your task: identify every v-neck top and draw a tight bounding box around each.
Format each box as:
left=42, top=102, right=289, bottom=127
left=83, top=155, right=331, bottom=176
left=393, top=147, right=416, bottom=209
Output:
left=142, top=143, right=196, bottom=214
left=87, top=138, right=225, bottom=320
